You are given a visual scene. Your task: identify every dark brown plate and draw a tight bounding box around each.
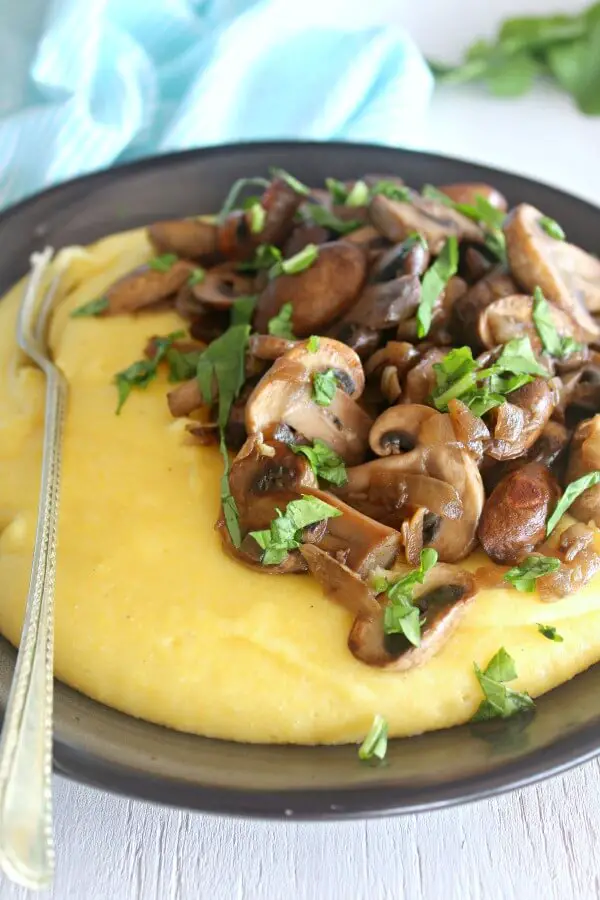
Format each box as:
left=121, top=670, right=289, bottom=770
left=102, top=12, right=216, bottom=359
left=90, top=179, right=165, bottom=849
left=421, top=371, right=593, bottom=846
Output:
left=1, top=141, right=600, bottom=819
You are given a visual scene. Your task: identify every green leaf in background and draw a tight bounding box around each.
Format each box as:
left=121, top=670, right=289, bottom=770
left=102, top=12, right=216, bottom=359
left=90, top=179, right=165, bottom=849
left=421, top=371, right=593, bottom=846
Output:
left=428, top=3, right=600, bottom=116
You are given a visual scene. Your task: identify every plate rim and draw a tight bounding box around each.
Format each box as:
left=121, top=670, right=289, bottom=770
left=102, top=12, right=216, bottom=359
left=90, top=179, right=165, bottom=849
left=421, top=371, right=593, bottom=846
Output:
left=3, top=139, right=600, bottom=818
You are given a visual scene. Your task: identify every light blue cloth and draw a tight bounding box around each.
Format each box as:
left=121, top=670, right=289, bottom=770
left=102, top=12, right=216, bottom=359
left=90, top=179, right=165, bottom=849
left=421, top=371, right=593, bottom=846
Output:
left=0, top=0, right=433, bottom=210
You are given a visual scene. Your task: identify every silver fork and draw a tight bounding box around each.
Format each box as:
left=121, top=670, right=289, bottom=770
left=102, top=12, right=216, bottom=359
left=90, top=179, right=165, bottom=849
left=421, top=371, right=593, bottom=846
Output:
left=0, top=248, right=67, bottom=889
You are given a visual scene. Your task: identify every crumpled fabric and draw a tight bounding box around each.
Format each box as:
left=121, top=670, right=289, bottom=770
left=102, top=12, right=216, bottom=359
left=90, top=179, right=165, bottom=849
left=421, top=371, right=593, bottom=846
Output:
left=0, top=0, right=433, bottom=209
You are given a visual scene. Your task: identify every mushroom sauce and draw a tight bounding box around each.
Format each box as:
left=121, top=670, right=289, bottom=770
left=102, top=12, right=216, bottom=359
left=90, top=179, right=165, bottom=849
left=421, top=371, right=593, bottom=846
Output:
left=2, top=170, right=600, bottom=746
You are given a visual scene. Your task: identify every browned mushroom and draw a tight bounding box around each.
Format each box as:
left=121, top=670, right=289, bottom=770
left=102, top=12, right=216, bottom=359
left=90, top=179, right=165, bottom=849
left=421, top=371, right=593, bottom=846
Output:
left=477, top=462, right=561, bottom=564
left=402, top=348, right=446, bottom=404
left=348, top=564, right=476, bottom=669
left=254, top=241, right=367, bottom=337
left=504, top=203, right=600, bottom=340
left=337, top=407, right=484, bottom=562
left=244, top=338, right=372, bottom=464
left=447, top=398, right=490, bottom=461
left=369, top=193, right=485, bottom=254
left=344, top=275, right=421, bottom=329
left=364, top=341, right=420, bottom=380
left=148, top=219, right=219, bottom=263
left=284, top=224, right=330, bottom=257
left=167, top=378, right=203, bottom=417
left=370, top=237, right=430, bottom=281
left=565, top=415, right=600, bottom=525
left=259, top=176, right=307, bottom=246
left=537, top=524, right=600, bottom=600
left=486, top=377, right=557, bottom=461
left=299, top=545, right=381, bottom=616
left=477, top=294, right=582, bottom=352
left=188, top=264, right=256, bottom=310
left=325, top=321, right=379, bottom=360
left=248, top=333, right=297, bottom=360
left=104, top=260, right=194, bottom=315
left=482, top=420, right=570, bottom=493
left=450, top=267, right=520, bottom=351
left=437, top=182, right=508, bottom=211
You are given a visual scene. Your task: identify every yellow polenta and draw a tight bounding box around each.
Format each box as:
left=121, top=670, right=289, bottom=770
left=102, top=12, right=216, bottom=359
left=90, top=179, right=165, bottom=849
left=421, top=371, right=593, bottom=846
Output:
left=1, top=227, right=600, bottom=745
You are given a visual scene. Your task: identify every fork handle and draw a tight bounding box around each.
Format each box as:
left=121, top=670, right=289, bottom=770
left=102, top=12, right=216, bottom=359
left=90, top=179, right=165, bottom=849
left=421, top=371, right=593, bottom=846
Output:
left=0, top=366, right=67, bottom=889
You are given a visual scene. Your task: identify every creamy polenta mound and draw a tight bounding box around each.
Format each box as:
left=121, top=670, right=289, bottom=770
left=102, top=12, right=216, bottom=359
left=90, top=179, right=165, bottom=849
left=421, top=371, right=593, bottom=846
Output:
left=2, top=171, right=600, bottom=747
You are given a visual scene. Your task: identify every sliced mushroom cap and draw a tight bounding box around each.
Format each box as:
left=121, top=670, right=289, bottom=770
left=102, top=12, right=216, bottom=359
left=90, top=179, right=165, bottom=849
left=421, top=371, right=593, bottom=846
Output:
left=348, top=564, right=476, bottom=670
left=437, top=182, right=508, bottom=211
left=504, top=203, right=600, bottom=339
left=245, top=339, right=371, bottom=464
left=369, top=193, right=485, bottom=254
left=325, top=321, right=379, bottom=360
left=247, top=333, right=298, bottom=360
left=344, top=275, right=421, bottom=329
left=402, top=348, right=446, bottom=404
left=254, top=241, right=367, bottom=337
left=477, top=293, right=582, bottom=352
left=369, top=404, right=439, bottom=456
left=447, top=398, right=490, bottom=461
left=396, top=275, right=467, bottom=346
left=259, top=176, right=306, bottom=246
left=477, top=462, right=561, bottom=564
left=147, top=219, right=219, bottom=262
left=299, top=545, right=381, bottom=616
left=216, top=513, right=308, bottom=575
left=486, top=377, right=557, bottom=461
left=536, top=526, right=600, bottom=600
left=189, top=264, right=256, bottom=310
left=283, top=224, right=330, bottom=257
left=450, top=266, right=519, bottom=351
left=167, top=378, right=204, bottom=417
left=370, top=238, right=430, bottom=282
left=565, top=415, right=600, bottom=525
left=104, top=260, right=193, bottom=315
left=364, top=341, right=420, bottom=379
left=482, top=419, right=570, bottom=493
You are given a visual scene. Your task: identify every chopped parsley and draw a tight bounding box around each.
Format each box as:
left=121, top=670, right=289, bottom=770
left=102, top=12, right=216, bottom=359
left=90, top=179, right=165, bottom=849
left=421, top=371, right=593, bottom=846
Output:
left=291, top=439, right=348, bottom=486
left=504, top=555, right=561, bottom=592
left=416, top=236, right=459, bottom=338
left=532, top=286, right=582, bottom=358
left=358, top=714, right=388, bottom=762
left=370, top=181, right=412, bottom=202
left=267, top=303, right=295, bottom=340
left=539, top=215, right=566, bottom=241
left=187, top=267, right=206, bottom=287
left=303, top=204, right=362, bottom=235
left=166, top=348, right=204, bottom=382
left=325, top=177, right=351, bottom=204
left=345, top=179, right=369, bottom=207
left=546, top=471, right=600, bottom=536
left=114, top=330, right=185, bottom=413
left=538, top=623, right=564, bottom=642
left=249, top=202, right=266, bottom=234
left=270, top=167, right=310, bottom=196
left=249, top=495, right=342, bottom=566
left=377, top=549, right=438, bottom=648
left=421, top=185, right=507, bottom=261
left=312, top=369, right=339, bottom=406
left=472, top=648, right=534, bottom=721
left=238, top=243, right=283, bottom=273
left=307, top=335, right=320, bottom=353
left=270, top=243, right=319, bottom=278
left=148, top=253, right=178, bottom=272
left=230, top=295, right=257, bottom=326
left=70, top=296, right=109, bottom=318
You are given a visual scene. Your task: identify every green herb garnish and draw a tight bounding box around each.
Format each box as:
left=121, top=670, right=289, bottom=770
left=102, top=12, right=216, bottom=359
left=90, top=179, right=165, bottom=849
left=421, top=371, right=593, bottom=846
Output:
left=70, top=296, right=109, bottom=318
left=546, top=471, right=600, bottom=536
left=416, top=236, right=459, bottom=338
left=270, top=167, right=310, bottom=196
left=230, top=295, right=257, bottom=327
left=148, top=253, right=178, bottom=272
left=504, top=555, right=561, bottom=592
left=114, top=330, right=185, bottom=413
left=218, top=177, right=271, bottom=221
left=270, top=244, right=319, bottom=278
left=358, top=714, right=388, bottom=762
left=249, top=203, right=266, bottom=234
left=166, top=348, right=204, bottom=382
left=472, top=648, right=534, bottom=721
left=428, top=6, right=600, bottom=116
left=291, top=439, right=347, bottom=486
left=267, top=303, right=295, bottom=340
left=532, top=286, right=582, bottom=358
left=249, top=494, right=342, bottom=565
left=345, top=179, right=369, bottom=207
left=379, top=549, right=438, bottom=648
left=421, top=186, right=506, bottom=260
left=370, top=181, right=412, bottom=202
left=304, top=204, right=362, bottom=235
left=238, top=244, right=283, bottom=273
left=539, top=215, right=566, bottom=240
left=325, top=177, right=350, bottom=204
left=187, top=267, right=205, bottom=287
left=312, top=369, right=339, bottom=406
left=307, top=335, right=320, bottom=353
left=195, top=320, right=253, bottom=546
left=538, top=623, right=564, bottom=642
left=492, top=335, right=550, bottom=378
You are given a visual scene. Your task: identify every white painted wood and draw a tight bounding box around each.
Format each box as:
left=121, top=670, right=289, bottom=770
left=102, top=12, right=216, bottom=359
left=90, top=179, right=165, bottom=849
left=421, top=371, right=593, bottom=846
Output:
left=3, top=1, right=600, bottom=897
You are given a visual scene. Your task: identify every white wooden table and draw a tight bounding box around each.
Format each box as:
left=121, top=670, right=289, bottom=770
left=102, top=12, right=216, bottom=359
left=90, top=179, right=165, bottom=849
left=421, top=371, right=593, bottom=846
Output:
left=4, top=1, right=600, bottom=897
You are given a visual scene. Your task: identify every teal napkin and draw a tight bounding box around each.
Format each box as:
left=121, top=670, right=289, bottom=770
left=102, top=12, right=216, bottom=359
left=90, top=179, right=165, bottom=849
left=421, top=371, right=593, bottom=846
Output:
left=0, top=0, right=433, bottom=209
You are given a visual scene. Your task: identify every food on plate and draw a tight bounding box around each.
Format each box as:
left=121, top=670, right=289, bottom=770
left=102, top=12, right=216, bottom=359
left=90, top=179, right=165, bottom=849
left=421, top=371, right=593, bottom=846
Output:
left=1, top=168, right=600, bottom=748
